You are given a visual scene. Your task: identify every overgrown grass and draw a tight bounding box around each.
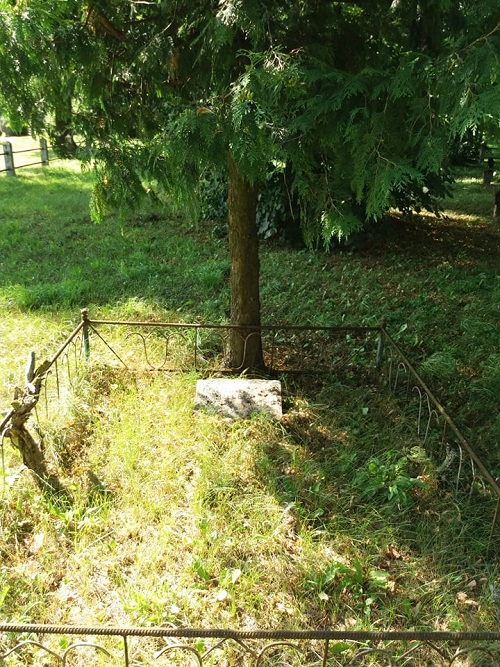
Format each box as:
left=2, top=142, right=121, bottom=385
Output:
left=2, top=368, right=497, bottom=632
left=0, top=159, right=499, bottom=635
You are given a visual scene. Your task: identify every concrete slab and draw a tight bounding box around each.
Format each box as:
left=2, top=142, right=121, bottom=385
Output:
left=195, top=378, right=282, bottom=420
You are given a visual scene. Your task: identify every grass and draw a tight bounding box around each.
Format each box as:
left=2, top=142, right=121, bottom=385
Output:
left=0, top=157, right=499, bottom=639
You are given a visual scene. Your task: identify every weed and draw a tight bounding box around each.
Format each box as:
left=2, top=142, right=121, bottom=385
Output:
left=352, top=451, right=425, bottom=510
left=305, top=557, right=391, bottom=618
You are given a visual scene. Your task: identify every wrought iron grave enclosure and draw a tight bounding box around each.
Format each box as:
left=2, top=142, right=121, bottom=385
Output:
left=1, top=308, right=498, bottom=539
left=1, top=310, right=499, bottom=665
left=1, top=624, right=500, bottom=666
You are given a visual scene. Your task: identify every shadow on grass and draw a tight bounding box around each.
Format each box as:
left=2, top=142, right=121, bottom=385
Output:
left=251, top=374, right=499, bottom=627
left=351, top=209, right=499, bottom=261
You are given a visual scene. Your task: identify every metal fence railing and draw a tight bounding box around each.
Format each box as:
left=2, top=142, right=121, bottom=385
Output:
left=1, top=309, right=498, bottom=535
left=378, top=326, right=500, bottom=545
left=1, top=311, right=499, bottom=660
left=76, top=309, right=380, bottom=375
left=1, top=624, right=500, bottom=666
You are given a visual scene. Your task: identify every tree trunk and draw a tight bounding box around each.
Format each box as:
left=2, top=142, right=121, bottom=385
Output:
left=226, top=153, right=265, bottom=371
left=8, top=420, right=66, bottom=496
left=54, top=97, right=77, bottom=157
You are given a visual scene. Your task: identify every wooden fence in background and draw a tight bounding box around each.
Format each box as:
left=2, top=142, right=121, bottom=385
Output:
left=0, top=138, right=50, bottom=176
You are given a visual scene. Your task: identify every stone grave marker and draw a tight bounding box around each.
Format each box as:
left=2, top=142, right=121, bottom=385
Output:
left=195, top=378, right=282, bottom=420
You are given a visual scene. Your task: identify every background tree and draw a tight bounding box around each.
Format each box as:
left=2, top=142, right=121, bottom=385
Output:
left=0, top=0, right=498, bottom=368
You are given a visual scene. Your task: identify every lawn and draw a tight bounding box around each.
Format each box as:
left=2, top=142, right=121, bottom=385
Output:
left=0, top=157, right=499, bottom=640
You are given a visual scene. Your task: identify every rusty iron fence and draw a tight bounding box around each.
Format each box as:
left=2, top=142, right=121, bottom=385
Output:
left=1, top=624, right=500, bottom=666
left=0, top=310, right=380, bottom=430
left=77, top=309, right=380, bottom=374
left=1, top=308, right=499, bottom=539
left=1, top=311, right=500, bottom=661
left=378, top=327, right=500, bottom=545
left=0, top=317, right=88, bottom=437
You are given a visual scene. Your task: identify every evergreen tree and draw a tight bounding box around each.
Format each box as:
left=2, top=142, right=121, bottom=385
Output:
left=0, top=0, right=498, bottom=368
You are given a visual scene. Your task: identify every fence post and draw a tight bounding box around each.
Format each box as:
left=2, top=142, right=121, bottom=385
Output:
left=40, top=138, right=49, bottom=166
left=494, top=191, right=500, bottom=218
left=376, top=319, right=386, bottom=371
left=2, top=141, right=15, bottom=176
left=81, top=308, right=90, bottom=359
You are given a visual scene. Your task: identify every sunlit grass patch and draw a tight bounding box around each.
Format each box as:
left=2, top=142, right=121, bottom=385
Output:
left=441, top=210, right=488, bottom=225
left=443, top=166, right=499, bottom=219
left=1, top=364, right=495, bottom=632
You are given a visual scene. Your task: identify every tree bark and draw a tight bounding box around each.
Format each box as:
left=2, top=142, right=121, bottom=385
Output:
left=6, top=355, right=69, bottom=498
left=226, top=153, right=265, bottom=371
left=54, top=97, right=77, bottom=157
left=8, top=420, right=66, bottom=496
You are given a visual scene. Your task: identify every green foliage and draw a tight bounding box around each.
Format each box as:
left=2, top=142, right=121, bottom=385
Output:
left=353, top=452, right=424, bottom=509
left=199, top=168, right=295, bottom=241
left=390, top=170, right=454, bottom=217
left=256, top=172, right=290, bottom=240
left=0, top=0, right=499, bottom=243
left=450, top=130, right=484, bottom=166
left=198, top=172, right=228, bottom=229
left=305, top=557, right=390, bottom=617
left=306, top=558, right=385, bottom=597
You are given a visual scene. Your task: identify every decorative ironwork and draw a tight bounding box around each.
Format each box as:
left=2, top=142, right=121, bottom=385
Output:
left=79, top=314, right=378, bottom=375
left=1, top=624, right=500, bottom=666
left=23, top=322, right=89, bottom=429
left=379, top=326, right=500, bottom=545
left=1, top=310, right=498, bottom=538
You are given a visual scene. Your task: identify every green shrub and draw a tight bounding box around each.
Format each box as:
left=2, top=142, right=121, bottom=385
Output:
left=198, top=169, right=302, bottom=243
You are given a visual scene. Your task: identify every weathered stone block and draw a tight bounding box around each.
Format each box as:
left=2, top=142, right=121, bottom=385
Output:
left=195, top=378, right=282, bottom=420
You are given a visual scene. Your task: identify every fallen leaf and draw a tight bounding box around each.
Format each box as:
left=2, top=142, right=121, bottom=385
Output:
left=385, top=545, right=402, bottom=560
